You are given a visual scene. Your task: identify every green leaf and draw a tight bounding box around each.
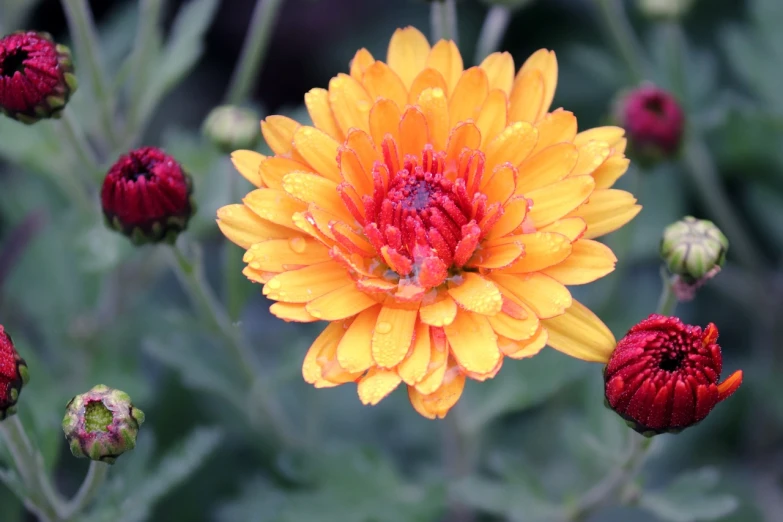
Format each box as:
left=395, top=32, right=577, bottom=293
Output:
left=639, top=468, right=739, bottom=522
left=451, top=475, right=562, bottom=522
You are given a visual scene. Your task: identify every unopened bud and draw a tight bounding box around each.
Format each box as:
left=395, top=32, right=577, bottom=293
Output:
left=62, top=385, right=144, bottom=464
left=0, top=326, right=29, bottom=420
left=614, top=85, right=684, bottom=163
left=661, top=216, right=728, bottom=285
left=202, top=105, right=260, bottom=153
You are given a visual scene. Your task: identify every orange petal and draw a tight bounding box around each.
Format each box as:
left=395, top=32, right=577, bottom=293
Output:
left=448, top=272, right=503, bottom=316
left=566, top=189, right=641, bottom=239
left=485, top=121, right=538, bottom=173
left=468, top=242, right=524, bottom=269
left=217, top=204, right=292, bottom=249
left=282, top=171, right=353, bottom=224
left=444, top=309, right=501, bottom=374
left=480, top=52, right=515, bottom=94
left=418, top=87, right=450, bottom=152
left=502, top=327, right=548, bottom=359
left=344, top=129, right=382, bottom=191
left=414, top=331, right=448, bottom=394
left=398, top=321, right=432, bottom=385
left=261, top=115, right=300, bottom=156
left=492, top=272, right=572, bottom=319
left=476, top=89, right=508, bottom=148
left=518, top=49, right=558, bottom=119
left=350, top=48, right=375, bottom=80
left=263, top=262, right=352, bottom=303
left=361, top=61, right=408, bottom=109
left=540, top=217, right=587, bottom=241
left=526, top=175, right=595, bottom=228
left=500, top=232, right=573, bottom=273
left=270, top=302, right=319, bottom=323
left=419, top=293, right=458, bottom=327
left=231, top=150, right=265, bottom=187
left=408, top=366, right=465, bottom=419
left=337, top=305, right=381, bottom=373
left=409, top=68, right=448, bottom=105
left=387, top=26, right=430, bottom=88
left=542, top=299, right=615, bottom=363
left=244, top=238, right=330, bottom=272
left=358, top=368, right=402, bottom=405
left=488, top=301, right=539, bottom=341
left=426, top=40, right=463, bottom=95
left=306, top=283, right=378, bottom=320
left=486, top=197, right=528, bottom=239
left=543, top=239, right=617, bottom=285
left=243, top=189, right=306, bottom=230
left=515, top=143, right=579, bottom=195
left=445, top=121, right=482, bottom=160
left=531, top=109, right=578, bottom=155
left=292, top=126, right=342, bottom=183
left=329, top=73, right=372, bottom=135
left=303, top=321, right=347, bottom=388
left=319, top=326, right=364, bottom=385
left=305, top=88, right=343, bottom=141
left=449, top=67, right=489, bottom=126
left=369, top=98, right=402, bottom=153
left=482, top=163, right=517, bottom=204
left=398, top=106, right=429, bottom=160
left=257, top=156, right=313, bottom=191
left=372, top=302, right=419, bottom=368
left=508, top=69, right=543, bottom=123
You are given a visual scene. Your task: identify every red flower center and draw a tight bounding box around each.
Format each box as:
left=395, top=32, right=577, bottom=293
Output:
left=0, top=49, right=27, bottom=77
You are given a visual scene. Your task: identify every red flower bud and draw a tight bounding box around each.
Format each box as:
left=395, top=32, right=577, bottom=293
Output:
left=617, top=85, right=684, bottom=160
left=604, top=314, right=742, bottom=436
left=0, top=325, right=29, bottom=420
left=0, top=31, right=77, bottom=124
left=101, top=147, right=195, bottom=245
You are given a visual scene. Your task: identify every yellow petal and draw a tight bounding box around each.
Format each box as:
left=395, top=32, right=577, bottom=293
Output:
left=408, top=367, right=465, bottom=419
left=387, top=26, right=431, bottom=88
left=358, top=368, right=402, bottom=406
left=542, top=299, right=615, bottom=363
left=500, top=231, right=573, bottom=273
left=543, top=239, right=617, bottom=285
left=306, top=283, right=378, bottom=320
left=398, top=321, right=432, bottom=385
left=263, top=262, right=352, bottom=303
left=526, top=175, right=595, bottom=227
left=518, top=49, right=558, bottom=119
left=444, top=309, right=501, bottom=374
left=369, top=98, right=402, bottom=152
left=217, top=204, right=292, bottom=249
left=492, top=272, right=572, bottom=319
left=502, top=327, right=548, bottom=359
left=258, top=156, right=313, bottom=190
left=515, top=143, right=579, bottom=195
left=398, top=106, right=429, bottom=159
left=426, top=40, right=463, bottom=95
left=231, top=150, right=265, bottom=187
left=482, top=163, right=517, bottom=204
left=449, top=67, right=489, bottom=126
left=468, top=242, right=524, bottom=269
left=480, top=52, right=515, bottom=94
left=488, top=301, right=539, bottom=341
left=476, top=89, right=508, bottom=148
left=305, top=88, right=343, bottom=141
left=567, top=189, right=641, bottom=239
left=329, top=73, right=372, bottom=135
left=420, top=293, right=458, bottom=327
left=418, top=87, right=449, bottom=152
left=448, top=273, right=503, bottom=316
left=303, top=321, right=347, bottom=388
left=574, top=126, right=625, bottom=148
left=485, top=121, right=538, bottom=173
left=244, top=238, right=330, bottom=272
left=261, top=115, right=300, bottom=156
left=343, top=129, right=382, bottom=195
left=350, top=48, right=375, bottom=80
left=572, top=140, right=611, bottom=177
left=592, top=156, right=630, bottom=189
left=508, top=69, right=543, bottom=123
left=243, top=188, right=305, bottom=230
left=319, top=326, right=364, bottom=385
left=486, top=197, right=528, bottom=239
left=531, top=109, right=578, bottom=155
left=337, top=305, right=381, bottom=373
left=409, top=68, right=448, bottom=104
left=270, top=302, right=319, bottom=323
left=414, top=332, right=448, bottom=395
left=540, top=217, right=587, bottom=241
left=445, top=121, right=482, bottom=160
left=372, top=302, right=419, bottom=368
left=282, top=171, right=353, bottom=223
left=292, top=126, right=342, bottom=183
left=361, top=61, right=408, bottom=109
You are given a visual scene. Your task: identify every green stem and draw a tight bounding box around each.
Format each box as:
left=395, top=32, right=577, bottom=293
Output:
left=657, top=268, right=678, bottom=316
left=442, top=408, right=477, bottom=522
left=63, top=461, right=109, bottom=519
left=474, top=5, right=513, bottom=63
left=61, top=0, right=118, bottom=147
left=125, top=0, right=163, bottom=141
left=593, top=0, right=648, bottom=83
left=431, top=0, right=459, bottom=44
left=60, top=110, right=102, bottom=182
left=225, top=0, right=285, bottom=104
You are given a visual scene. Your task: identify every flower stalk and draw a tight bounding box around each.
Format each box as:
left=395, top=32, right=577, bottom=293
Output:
left=62, top=461, right=109, bottom=520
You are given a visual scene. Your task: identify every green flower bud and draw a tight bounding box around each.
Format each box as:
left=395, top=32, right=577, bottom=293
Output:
left=62, top=385, right=145, bottom=465
left=660, top=216, right=728, bottom=283
left=202, top=105, right=261, bottom=153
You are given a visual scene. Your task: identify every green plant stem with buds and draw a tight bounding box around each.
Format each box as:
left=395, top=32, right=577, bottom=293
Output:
left=430, top=0, right=459, bottom=44
left=60, top=0, right=118, bottom=148
left=59, top=110, right=102, bottom=184
left=62, top=461, right=109, bottom=520
left=225, top=0, right=286, bottom=104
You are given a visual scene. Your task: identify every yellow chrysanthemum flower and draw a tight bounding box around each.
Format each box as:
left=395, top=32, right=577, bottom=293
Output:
left=217, top=27, right=641, bottom=419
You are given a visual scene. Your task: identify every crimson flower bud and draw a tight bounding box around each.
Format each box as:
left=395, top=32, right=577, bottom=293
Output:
left=62, top=385, right=145, bottom=464
left=101, top=147, right=195, bottom=245
left=0, top=31, right=77, bottom=124
left=0, top=326, right=29, bottom=420
left=605, top=315, right=742, bottom=436
left=616, top=85, right=684, bottom=161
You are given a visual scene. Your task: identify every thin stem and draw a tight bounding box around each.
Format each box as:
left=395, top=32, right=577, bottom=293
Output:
left=61, top=0, right=118, bottom=147
left=431, top=0, right=459, bottom=44
left=593, top=0, right=648, bottom=83
left=60, top=110, right=102, bottom=182
left=657, top=268, right=678, bottom=316
left=63, top=461, right=109, bottom=519
left=474, top=5, right=513, bottom=63
left=442, top=409, right=476, bottom=522
left=225, top=0, right=285, bottom=104
left=125, top=0, right=163, bottom=141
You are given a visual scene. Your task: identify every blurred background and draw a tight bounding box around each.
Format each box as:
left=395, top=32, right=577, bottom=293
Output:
left=0, top=0, right=780, bottom=520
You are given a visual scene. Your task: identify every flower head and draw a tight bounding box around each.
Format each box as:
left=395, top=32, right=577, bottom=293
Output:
left=605, top=315, right=742, bottom=436
left=218, top=27, right=641, bottom=418
left=0, top=31, right=77, bottom=124
left=0, top=326, right=29, bottom=420
left=203, top=105, right=261, bottom=153
left=62, top=385, right=145, bottom=464
left=661, top=216, right=727, bottom=283
left=101, top=147, right=194, bottom=245
left=617, top=85, right=684, bottom=160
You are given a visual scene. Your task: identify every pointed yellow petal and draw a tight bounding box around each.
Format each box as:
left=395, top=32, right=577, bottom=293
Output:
left=527, top=175, right=595, bottom=227
left=500, top=231, right=573, bottom=273
left=592, top=156, right=630, bottom=189
left=508, top=69, right=543, bottom=123
left=350, top=48, right=375, bottom=80
left=426, top=40, right=463, bottom=95
left=531, top=109, right=578, bottom=155
left=409, top=68, right=448, bottom=104
left=305, top=88, right=343, bottom=141
left=488, top=302, right=539, bottom=341
left=420, top=293, right=458, bottom=327
left=444, top=309, right=501, bottom=374
left=445, top=121, right=482, bottom=160
left=336, top=305, right=381, bottom=373
left=358, top=368, right=402, bottom=405
left=543, top=299, right=615, bottom=363
left=502, top=328, right=548, bottom=359
left=518, top=49, right=558, bottom=119
left=372, top=302, right=419, bottom=368
left=244, top=238, right=330, bottom=272
left=469, top=242, right=524, bottom=269
left=399, top=106, right=429, bottom=159
left=515, top=143, right=579, bottom=195
left=486, top=197, right=528, bottom=239
left=369, top=98, right=402, bottom=153
left=329, top=73, right=372, bottom=135
left=567, top=189, right=641, bottom=239
left=361, top=61, right=408, bottom=109
left=306, top=283, right=378, bottom=320
left=449, top=67, right=489, bottom=126
left=414, top=331, right=448, bottom=395
left=257, top=156, right=313, bottom=190
left=263, top=262, right=352, bottom=303
left=243, top=188, right=305, bottom=230
left=399, top=321, right=432, bottom=385
left=217, top=204, right=292, bottom=248
left=281, top=171, right=353, bottom=223
left=261, top=115, right=300, bottom=156
left=342, top=129, right=382, bottom=195
left=543, top=239, right=617, bottom=285
left=448, top=273, right=503, bottom=316
left=482, top=163, right=517, bottom=204
left=270, top=302, right=319, bottom=323
left=486, top=121, right=538, bottom=173
left=540, top=217, right=587, bottom=241
left=572, top=140, right=611, bottom=177
left=492, top=272, right=572, bottom=319
left=480, top=52, right=515, bottom=94
left=292, top=126, right=342, bottom=183
left=303, top=321, right=347, bottom=388
left=408, top=366, right=465, bottom=419
left=418, top=87, right=449, bottom=152
left=387, top=26, right=431, bottom=88
left=476, top=89, right=508, bottom=148
left=574, top=126, right=625, bottom=148
left=231, top=150, right=265, bottom=187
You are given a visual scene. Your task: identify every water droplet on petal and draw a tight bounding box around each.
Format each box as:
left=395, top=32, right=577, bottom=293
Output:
left=267, top=279, right=281, bottom=290
left=376, top=322, right=392, bottom=334
left=289, top=237, right=307, bottom=253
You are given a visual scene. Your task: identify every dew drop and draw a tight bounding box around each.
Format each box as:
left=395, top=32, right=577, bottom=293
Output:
left=289, top=237, right=307, bottom=253
left=376, top=322, right=392, bottom=334
left=310, top=309, right=323, bottom=319
left=267, top=279, right=282, bottom=290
